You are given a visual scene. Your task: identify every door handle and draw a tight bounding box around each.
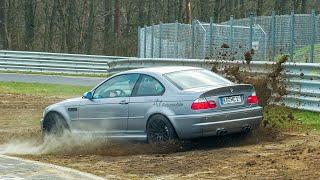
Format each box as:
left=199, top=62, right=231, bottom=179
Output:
left=119, top=100, right=129, bottom=104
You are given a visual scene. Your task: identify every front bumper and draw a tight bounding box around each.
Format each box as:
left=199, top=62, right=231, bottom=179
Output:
left=40, top=118, right=44, bottom=131
left=170, top=106, right=263, bottom=139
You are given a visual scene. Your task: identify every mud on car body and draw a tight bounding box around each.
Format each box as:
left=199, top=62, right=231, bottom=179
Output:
left=41, top=66, right=263, bottom=143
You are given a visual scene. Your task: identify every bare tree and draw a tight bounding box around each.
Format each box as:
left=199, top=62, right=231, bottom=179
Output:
left=24, top=0, right=36, bottom=50
left=275, top=0, right=288, bottom=14
left=147, top=0, right=152, bottom=24
left=138, top=0, right=144, bottom=26
left=57, top=0, right=67, bottom=51
left=114, top=0, right=121, bottom=38
left=0, top=0, right=8, bottom=49
left=256, top=0, right=263, bottom=16
left=177, top=0, right=184, bottom=22
left=66, top=0, right=76, bottom=53
left=47, top=0, right=59, bottom=51
left=84, top=0, right=94, bottom=54
left=239, top=0, right=244, bottom=18
left=301, top=0, right=307, bottom=13
left=79, top=0, right=88, bottom=51
left=103, top=0, right=112, bottom=54
left=214, top=0, right=221, bottom=22
left=185, top=0, right=192, bottom=24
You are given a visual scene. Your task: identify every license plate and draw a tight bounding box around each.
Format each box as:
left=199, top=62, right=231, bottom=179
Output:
left=221, top=95, right=242, bottom=105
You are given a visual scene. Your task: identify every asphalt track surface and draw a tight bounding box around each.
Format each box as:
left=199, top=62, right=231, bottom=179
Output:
left=0, top=155, right=104, bottom=180
left=0, top=73, right=105, bottom=87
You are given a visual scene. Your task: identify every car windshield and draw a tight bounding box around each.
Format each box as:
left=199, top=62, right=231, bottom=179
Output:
left=164, top=69, right=232, bottom=90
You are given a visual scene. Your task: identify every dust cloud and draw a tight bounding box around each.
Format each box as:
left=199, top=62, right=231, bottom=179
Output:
left=0, top=132, right=184, bottom=156
left=0, top=133, right=108, bottom=155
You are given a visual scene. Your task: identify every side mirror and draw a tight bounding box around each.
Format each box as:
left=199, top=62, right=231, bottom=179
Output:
left=83, top=91, right=93, bottom=100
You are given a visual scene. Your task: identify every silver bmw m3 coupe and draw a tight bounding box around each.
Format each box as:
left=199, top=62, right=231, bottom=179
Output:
left=41, top=66, right=263, bottom=143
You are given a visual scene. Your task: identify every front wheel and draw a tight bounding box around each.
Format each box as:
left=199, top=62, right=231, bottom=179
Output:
left=146, top=115, right=177, bottom=144
left=43, top=112, right=68, bottom=137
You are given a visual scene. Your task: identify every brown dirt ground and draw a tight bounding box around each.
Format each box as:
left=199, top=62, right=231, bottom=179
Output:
left=1, top=93, right=320, bottom=179
left=0, top=93, right=61, bottom=144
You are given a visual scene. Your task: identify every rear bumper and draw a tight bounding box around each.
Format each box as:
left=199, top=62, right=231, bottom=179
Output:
left=169, top=106, right=263, bottom=139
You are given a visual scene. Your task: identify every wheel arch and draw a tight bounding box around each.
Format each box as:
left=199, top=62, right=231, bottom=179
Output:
left=146, top=113, right=180, bottom=139
left=42, top=110, right=70, bottom=131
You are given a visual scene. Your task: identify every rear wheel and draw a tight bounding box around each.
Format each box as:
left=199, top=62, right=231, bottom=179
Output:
left=43, top=112, right=68, bottom=136
left=146, top=114, right=177, bottom=144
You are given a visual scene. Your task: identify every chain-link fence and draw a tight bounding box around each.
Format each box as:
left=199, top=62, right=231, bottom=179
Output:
left=138, top=11, right=320, bottom=63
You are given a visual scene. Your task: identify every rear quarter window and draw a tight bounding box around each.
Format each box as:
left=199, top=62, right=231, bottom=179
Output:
left=135, top=75, right=165, bottom=96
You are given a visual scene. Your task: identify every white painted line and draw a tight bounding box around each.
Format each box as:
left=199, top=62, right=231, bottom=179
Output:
left=0, top=155, right=105, bottom=180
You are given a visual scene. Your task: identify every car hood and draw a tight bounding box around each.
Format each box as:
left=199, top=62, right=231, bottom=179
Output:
left=56, top=97, right=83, bottom=106
left=45, top=97, right=82, bottom=110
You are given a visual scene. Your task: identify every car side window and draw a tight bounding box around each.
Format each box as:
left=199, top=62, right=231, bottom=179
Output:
left=136, top=75, right=165, bottom=96
left=93, top=74, right=139, bottom=99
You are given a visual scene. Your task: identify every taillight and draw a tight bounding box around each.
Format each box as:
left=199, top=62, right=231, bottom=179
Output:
left=191, top=98, right=217, bottom=110
left=247, top=95, right=259, bottom=105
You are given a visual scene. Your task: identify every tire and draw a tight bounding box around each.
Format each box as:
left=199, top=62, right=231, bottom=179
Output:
left=43, top=112, right=68, bottom=137
left=146, top=114, right=177, bottom=144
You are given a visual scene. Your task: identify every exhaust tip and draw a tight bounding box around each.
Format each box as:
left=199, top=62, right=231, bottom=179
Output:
left=216, top=128, right=227, bottom=136
left=242, top=126, right=251, bottom=134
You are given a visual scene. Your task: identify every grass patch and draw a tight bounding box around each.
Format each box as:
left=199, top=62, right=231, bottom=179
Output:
left=263, top=105, right=320, bottom=132
left=293, top=44, right=320, bottom=63
left=294, top=109, right=320, bottom=131
left=0, top=81, right=91, bottom=97
left=0, top=70, right=110, bottom=78
left=275, top=43, right=320, bottom=63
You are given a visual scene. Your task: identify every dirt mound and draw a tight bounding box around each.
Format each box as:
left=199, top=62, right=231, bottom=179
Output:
left=212, top=55, right=288, bottom=107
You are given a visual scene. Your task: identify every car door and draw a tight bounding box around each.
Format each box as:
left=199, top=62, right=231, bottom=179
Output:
left=75, top=74, right=140, bottom=133
left=128, top=74, right=165, bottom=133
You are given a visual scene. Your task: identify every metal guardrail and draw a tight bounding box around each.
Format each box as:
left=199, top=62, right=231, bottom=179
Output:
left=0, top=50, right=318, bottom=112
left=108, top=58, right=320, bottom=112
left=0, top=50, right=132, bottom=74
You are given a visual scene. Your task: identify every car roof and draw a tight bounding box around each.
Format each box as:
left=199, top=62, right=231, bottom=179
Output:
left=124, top=66, right=203, bottom=75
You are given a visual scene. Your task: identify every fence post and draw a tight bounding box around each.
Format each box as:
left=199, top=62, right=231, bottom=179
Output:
left=229, top=15, right=234, bottom=59
left=192, top=19, right=196, bottom=59
left=159, top=21, right=163, bottom=58
left=249, top=13, right=254, bottom=50
left=137, top=26, right=141, bottom=57
left=290, top=11, right=295, bottom=62
left=209, top=17, right=213, bottom=57
left=310, top=10, right=316, bottom=63
left=271, top=11, right=276, bottom=61
left=175, top=21, right=179, bottom=58
left=144, top=25, right=147, bottom=58
left=151, top=24, right=154, bottom=58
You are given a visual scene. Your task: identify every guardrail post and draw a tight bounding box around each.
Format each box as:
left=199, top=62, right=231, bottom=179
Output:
left=192, top=19, right=196, bottom=59
left=159, top=21, right=163, bottom=58
left=144, top=25, right=147, bottom=58
left=175, top=21, right=179, bottom=58
left=151, top=24, right=154, bottom=58
left=310, top=10, right=316, bottom=63
left=290, top=11, right=295, bottom=62
left=137, top=26, right=141, bottom=58
left=249, top=13, right=254, bottom=50
left=271, top=11, right=276, bottom=61
left=209, top=17, right=213, bottom=57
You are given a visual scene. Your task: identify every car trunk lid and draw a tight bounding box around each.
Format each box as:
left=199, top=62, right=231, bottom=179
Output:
left=191, top=84, right=257, bottom=110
